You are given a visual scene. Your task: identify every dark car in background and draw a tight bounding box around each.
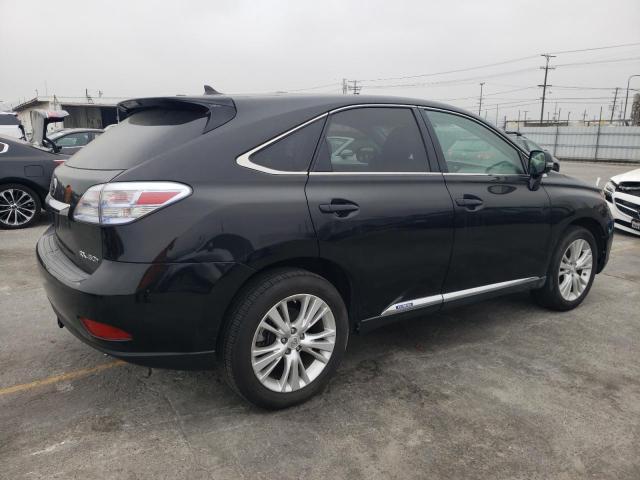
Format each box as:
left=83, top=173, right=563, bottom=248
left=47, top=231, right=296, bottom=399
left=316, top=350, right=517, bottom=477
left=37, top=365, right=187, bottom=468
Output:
left=506, top=130, right=560, bottom=172
left=38, top=94, right=612, bottom=408
left=48, top=128, right=103, bottom=155
left=0, top=111, right=69, bottom=229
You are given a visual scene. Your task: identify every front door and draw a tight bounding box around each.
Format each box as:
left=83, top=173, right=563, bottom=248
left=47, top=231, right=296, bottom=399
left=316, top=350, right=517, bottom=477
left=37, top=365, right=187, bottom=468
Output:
left=305, top=106, right=454, bottom=322
left=421, top=109, right=551, bottom=294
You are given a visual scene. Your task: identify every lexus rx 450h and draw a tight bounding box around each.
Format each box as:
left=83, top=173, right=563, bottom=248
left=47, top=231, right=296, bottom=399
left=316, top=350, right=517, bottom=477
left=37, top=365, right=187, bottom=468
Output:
left=38, top=94, right=613, bottom=408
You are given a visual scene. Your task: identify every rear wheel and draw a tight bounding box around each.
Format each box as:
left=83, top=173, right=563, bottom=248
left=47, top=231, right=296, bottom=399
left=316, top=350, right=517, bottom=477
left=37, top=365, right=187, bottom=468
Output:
left=0, top=184, right=41, bottom=229
left=532, top=226, right=597, bottom=311
left=222, top=268, right=349, bottom=409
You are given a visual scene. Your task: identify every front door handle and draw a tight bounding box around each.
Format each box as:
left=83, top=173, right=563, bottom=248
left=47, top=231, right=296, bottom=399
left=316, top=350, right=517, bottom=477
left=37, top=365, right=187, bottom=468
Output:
left=319, top=200, right=360, bottom=216
left=455, top=195, right=484, bottom=210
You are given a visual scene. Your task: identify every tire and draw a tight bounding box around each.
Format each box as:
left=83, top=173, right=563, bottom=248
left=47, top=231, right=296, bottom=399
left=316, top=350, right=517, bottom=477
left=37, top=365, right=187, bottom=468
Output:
left=221, top=268, right=349, bottom=409
left=0, top=184, right=42, bottom=229
left=532, top=226, right=598, bottom=311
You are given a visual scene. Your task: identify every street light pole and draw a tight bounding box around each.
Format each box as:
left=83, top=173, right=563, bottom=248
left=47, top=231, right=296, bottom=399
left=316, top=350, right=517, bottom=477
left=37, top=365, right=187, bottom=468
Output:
left=623, top=74, right=640, bottom=124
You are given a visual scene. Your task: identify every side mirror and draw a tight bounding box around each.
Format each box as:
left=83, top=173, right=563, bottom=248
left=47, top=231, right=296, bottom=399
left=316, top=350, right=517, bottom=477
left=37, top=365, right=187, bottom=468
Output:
left=527, top=150, right=553, bottom=190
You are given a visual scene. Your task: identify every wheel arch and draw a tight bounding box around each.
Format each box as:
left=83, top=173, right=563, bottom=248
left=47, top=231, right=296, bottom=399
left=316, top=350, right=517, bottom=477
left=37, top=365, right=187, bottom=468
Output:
left=215, top=257, right=357, bottom=354
left=567, top=217, right=607, bottom=273
left=0, top=177, right=48, bottom=203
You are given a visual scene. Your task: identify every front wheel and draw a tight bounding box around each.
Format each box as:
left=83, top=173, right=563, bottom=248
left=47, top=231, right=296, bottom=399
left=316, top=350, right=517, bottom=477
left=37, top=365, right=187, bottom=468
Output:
left=532, top=226, right=597, bottom=311
left=222, top=269, right=349, bottom=409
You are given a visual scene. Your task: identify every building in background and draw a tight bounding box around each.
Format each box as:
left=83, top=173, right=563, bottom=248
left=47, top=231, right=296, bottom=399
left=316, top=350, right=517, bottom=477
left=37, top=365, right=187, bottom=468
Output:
left=12, top=93, right=124, bottom=136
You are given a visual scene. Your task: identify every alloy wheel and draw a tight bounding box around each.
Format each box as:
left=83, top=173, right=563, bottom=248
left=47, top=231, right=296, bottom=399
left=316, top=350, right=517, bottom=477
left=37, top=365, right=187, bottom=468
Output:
left=558, top=238, right=593, bottom=301
left=251, top=294, right=336, bottom=393
left=0, top=188, right=37, bottom=227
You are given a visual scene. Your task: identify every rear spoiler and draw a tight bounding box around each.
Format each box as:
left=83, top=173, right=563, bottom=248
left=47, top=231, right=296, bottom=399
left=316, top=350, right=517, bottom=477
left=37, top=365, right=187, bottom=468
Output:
left=117, top=96, right=236, bottom=133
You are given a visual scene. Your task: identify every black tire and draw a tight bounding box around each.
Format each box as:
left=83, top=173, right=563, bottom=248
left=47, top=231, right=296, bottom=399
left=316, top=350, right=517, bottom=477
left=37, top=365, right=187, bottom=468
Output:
left=0, top=184, right=42, bottom=229
left=221, top=268, right=349, bottom=409
left=532, top=226, right=598, bottom=311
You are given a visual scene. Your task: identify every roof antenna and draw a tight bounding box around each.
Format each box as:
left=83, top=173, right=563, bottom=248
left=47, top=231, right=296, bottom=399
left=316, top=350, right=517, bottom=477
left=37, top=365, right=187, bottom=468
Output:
left=204, top=85, right=221, bottom=95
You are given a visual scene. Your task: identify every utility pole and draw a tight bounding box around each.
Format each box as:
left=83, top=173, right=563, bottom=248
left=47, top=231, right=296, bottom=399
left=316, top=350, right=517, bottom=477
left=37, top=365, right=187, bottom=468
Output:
left=539, top=54, right=556, bottom=124
left=582, top=109, right=587, bottom=124
left=523, top=110, right=528, bottom=125
left=478, top=82, right=485, bottom=115
left=495, top=104, right=499, bottom=125
left=623, top=74, right=640, bottom=123
left=342, top=78, right=348, bottom=95
left=349, top=80, right=361, bottom=95
left=610, top=87, right=620, bottom=123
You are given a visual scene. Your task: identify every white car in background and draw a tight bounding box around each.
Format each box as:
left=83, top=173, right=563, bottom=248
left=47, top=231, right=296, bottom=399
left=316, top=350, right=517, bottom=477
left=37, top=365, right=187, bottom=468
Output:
left=604, top=168, right=640, bottom=236
left=0, top=112, right=26, bottom=140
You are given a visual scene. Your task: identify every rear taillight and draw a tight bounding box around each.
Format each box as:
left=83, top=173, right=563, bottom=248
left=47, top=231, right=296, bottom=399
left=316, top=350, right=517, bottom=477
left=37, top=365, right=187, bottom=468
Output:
left=53, top=159, right=66, bottom=166
left=80, top=318, right=132, bottom=341
left=73, top=181, right=191, bottom=225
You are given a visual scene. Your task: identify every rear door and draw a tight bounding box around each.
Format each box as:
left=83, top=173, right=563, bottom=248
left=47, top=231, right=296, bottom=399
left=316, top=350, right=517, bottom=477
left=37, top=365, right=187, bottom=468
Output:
left=305, top=106, right=454, bottom=324
left=420, top=109, right=551, bottom=295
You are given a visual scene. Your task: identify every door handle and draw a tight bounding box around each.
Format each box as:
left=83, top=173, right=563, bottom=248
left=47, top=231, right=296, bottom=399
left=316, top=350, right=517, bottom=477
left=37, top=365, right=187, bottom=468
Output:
left=319, top=200, right=360, bottom=216
left=455, top=195, right=484, bottom=210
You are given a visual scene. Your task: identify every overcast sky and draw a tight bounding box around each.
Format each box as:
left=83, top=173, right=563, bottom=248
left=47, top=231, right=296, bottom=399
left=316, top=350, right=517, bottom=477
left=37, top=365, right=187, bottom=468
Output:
left=1, top=0, right=639, bottom=122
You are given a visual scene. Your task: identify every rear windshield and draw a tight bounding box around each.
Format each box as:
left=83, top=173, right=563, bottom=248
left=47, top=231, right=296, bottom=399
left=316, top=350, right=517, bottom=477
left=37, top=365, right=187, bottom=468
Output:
left=66, top=108, right=208, bottom=170
left=0, top=115, right=19, bottom=125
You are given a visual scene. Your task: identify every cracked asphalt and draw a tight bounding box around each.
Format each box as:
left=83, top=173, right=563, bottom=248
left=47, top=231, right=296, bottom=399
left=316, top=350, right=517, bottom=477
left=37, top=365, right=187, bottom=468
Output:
left=1, top=161, right=639, bottom=479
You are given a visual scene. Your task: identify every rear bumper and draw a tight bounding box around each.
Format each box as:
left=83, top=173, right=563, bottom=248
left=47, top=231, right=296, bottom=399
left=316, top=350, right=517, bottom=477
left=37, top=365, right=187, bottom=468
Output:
left=37, top=226, right=254, bottom=369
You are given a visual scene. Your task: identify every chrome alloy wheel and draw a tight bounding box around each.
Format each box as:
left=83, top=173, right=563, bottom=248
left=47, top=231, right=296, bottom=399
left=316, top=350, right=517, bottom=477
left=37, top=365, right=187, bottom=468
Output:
left=251, top=294, right=336, bottom=393
left=0, top=188, right=36, bottom=227
left=558, top=239, right=593, bottom=301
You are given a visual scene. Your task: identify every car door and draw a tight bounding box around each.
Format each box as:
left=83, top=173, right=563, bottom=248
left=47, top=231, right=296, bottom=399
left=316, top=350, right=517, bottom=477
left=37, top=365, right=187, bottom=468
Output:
left=305, top=106, right=454, bottom=326
left=420, top=109, right=551, bottom=296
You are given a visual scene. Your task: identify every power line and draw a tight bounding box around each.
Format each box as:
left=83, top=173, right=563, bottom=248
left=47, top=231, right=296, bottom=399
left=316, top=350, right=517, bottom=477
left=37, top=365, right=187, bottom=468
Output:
left=554, top=56, right=640, bottom=68
left=548, top=41, right=640, bottom=55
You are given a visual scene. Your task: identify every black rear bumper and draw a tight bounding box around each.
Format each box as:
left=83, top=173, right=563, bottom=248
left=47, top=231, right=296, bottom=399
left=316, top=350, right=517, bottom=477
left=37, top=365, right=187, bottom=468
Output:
left=37, top=226, right=253, bottom=369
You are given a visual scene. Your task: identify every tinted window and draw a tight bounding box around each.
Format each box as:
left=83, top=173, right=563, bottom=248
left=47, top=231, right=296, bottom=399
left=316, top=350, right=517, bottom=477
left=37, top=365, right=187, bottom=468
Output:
left=423, top=110, right=523, bottom=174
left=250, top=119, right=324, bottom=172
left=314, top=108, right=428, bottom=173
left=0, top=115, right=19, bottom=125
left=55, top=132, right=91, bottom=147
left=67, top=109, right=208, bottom=170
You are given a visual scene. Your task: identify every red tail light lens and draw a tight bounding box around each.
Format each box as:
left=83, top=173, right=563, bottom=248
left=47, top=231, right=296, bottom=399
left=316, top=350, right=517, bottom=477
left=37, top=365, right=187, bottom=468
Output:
left=73, top=181, right=192, bottom=225
left=80, top=318, right=132, bottom=341
left=53, top=159, right=66, bottom=166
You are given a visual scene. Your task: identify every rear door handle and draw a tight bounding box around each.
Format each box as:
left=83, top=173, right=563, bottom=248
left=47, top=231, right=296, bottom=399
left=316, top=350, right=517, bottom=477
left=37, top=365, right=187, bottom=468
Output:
left=455, top=195, right=484, bottom=209
left=319, top=200, right=360, bottom=216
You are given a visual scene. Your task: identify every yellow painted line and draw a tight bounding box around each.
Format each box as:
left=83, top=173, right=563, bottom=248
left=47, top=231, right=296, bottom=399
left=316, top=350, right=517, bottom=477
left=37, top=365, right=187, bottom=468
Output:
left=0, top=360, right=125, bottom=397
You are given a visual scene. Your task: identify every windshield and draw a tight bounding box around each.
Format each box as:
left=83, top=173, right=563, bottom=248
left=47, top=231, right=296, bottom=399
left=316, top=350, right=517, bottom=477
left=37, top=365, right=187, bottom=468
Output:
left=0, top=115, right=20, bottom=125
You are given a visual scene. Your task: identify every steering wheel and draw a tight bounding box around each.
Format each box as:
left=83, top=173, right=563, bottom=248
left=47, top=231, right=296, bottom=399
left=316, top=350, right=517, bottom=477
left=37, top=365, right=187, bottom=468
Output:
left=486, top=160, right=515, bottom=174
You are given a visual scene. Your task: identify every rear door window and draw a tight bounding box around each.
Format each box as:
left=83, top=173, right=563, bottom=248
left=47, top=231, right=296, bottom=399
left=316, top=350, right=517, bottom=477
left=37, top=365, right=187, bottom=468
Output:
left=313, top=107, right=429, bottom=173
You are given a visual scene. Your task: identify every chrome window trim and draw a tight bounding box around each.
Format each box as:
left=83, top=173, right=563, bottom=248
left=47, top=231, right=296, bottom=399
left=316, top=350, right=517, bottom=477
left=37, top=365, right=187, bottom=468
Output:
left=236, top=104, right=432, bottom=175
left=0, top=142, right=8, bottom=154
left=309, top=171, right=442, bottom=176
left=235, top=113, right=328, bottom=175
left=380, top=277, right=541, bottom=317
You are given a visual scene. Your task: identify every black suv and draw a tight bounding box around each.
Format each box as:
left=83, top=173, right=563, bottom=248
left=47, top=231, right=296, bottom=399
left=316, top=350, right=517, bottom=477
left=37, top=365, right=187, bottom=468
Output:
left=38, top=94, right=613, bottom=408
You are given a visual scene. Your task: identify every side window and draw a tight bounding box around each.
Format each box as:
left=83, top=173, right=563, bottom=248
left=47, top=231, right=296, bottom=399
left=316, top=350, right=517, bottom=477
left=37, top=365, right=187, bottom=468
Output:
left=249, top=119, right=324, bottom=172
left=314, top=108, right=429, bottom=173
left=56, top=132, right=91, bottom=147
left=423, top=110, right=524, bottom=175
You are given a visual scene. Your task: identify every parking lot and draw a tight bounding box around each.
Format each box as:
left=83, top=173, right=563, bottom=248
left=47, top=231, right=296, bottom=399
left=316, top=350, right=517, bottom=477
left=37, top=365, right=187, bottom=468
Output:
left=0, top=162, right=638, bottom=479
